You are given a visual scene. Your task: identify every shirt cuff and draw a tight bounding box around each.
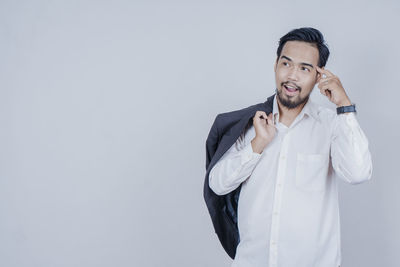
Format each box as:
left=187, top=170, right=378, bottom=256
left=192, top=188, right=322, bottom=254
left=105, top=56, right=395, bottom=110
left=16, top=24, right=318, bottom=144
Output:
left=240, top=142, right=262, bottom=165
left=338, top=111, right=357, bottom=126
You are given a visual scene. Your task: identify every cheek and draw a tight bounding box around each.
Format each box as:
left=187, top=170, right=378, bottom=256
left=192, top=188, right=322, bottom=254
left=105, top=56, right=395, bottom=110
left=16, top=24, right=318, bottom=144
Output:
left=301, top=75, right=315, bottom=86
left=276, top=69, right=288, bottom=81
left=301, top=81, right=316, bottom=93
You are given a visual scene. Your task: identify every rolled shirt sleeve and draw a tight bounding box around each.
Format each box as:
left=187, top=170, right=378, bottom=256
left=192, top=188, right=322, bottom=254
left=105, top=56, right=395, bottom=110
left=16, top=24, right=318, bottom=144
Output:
left=330, top=112, right=373, bottom=184
left=209, top=136, right=262, bottom=196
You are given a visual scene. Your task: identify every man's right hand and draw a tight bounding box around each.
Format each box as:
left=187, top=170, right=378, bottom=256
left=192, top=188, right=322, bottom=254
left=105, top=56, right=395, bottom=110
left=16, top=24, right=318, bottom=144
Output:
left=251, top=111, right=276, bottom=154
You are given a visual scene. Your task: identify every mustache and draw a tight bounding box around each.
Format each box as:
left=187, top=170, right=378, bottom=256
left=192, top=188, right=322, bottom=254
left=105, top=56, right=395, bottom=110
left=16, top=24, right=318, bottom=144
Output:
left=282, top=82, right=301, bottom=91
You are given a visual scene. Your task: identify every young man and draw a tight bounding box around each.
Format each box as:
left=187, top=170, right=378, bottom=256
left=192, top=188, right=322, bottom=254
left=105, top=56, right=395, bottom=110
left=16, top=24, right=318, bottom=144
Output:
left=208, top=27, right=372, bottom=267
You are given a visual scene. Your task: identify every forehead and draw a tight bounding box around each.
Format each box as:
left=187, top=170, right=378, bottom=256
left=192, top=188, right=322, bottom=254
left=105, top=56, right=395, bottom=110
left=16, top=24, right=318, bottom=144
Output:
left=280, top=41, right=319, bottom=66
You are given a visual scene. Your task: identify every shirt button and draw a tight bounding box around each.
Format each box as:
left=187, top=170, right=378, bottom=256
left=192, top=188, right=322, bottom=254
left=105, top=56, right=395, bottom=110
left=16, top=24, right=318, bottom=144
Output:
left=281, top=155, right=286, bottom=160
left=273, top=212, right=278, bottom=216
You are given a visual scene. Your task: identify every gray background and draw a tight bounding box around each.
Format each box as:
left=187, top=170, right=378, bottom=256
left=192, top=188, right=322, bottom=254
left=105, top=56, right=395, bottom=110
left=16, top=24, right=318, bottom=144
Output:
left=1, top=0, right=399, bottom=266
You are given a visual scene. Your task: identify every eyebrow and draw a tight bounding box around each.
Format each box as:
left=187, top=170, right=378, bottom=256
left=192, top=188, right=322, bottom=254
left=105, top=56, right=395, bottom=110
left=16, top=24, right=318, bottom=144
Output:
left=280, top=55, right=314, bottom=69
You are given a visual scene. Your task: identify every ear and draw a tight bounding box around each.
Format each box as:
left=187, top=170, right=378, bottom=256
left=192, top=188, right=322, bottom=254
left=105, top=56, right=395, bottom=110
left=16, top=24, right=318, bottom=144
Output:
left=316, top=71, right=321, bottom=83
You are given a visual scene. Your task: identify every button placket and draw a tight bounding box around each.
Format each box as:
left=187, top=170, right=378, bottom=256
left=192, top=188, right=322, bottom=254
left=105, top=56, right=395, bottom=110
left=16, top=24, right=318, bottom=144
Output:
left=269, top=131, right=290, bottom=267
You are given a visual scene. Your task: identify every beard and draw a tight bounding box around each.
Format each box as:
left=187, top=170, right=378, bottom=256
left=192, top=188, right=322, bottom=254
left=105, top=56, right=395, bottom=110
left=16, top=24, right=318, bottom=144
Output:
left=275, top=86, right=310, bottom=110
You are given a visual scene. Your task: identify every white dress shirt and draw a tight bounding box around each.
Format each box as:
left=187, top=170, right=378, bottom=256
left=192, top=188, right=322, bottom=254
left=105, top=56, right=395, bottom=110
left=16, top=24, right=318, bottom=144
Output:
left=209, top=95, right=373, bottom=267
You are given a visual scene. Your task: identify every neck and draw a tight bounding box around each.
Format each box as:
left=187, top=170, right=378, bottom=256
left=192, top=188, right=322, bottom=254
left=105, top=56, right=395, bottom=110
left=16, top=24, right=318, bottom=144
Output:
left=277, top=97, right=307, bottom=121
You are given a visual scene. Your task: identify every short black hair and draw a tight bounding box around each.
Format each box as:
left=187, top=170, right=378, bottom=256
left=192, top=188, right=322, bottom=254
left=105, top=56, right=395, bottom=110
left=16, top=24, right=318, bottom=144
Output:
left=276, top=27, right=330, bottom=67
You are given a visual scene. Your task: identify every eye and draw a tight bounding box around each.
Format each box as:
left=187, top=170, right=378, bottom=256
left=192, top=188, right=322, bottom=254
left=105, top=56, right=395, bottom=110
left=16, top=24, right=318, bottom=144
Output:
left=282, top=62, right=289, bottom=66
left=301, top=66, right=310, bottom=72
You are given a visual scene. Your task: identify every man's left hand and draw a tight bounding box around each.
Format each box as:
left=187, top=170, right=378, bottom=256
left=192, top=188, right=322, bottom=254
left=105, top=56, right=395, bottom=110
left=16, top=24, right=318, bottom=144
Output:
left=316, top=66, right=352, bottom=107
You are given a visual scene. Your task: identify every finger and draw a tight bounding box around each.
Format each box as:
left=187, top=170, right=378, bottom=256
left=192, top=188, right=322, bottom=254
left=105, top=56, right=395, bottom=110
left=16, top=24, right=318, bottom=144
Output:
left=326, top=90, right=332, bottom=98
left=319, top=83, right=331, bottom=91
left=320, top=89, right=328, bottom=97
left=319, top=87, right=331, bottom=97
left=268, top=117, right=274, bottom=126
left=320, top=76, right=338, bottom=86
left=323, top=69, right=335, bottom=77
left=267, top=112, right=273, bottom=124
left=254, top=111, right=268, bottom=121
left=259, top=111, right=267, bottom=120
left=315, top=66, right=328, bottom=74
left=254, top=111, right=262, bottom=118
left=318, top=76, right=335, bottom=84
left=267, top=113, right=275, bottom=126
left=316, top=66, right=334, bottom=78
left=318, top=77, right=334, bottom=89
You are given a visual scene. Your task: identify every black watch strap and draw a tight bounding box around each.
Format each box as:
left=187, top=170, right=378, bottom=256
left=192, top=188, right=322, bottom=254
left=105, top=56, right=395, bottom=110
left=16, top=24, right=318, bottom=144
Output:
left=336, top=104, right=356, bottom=115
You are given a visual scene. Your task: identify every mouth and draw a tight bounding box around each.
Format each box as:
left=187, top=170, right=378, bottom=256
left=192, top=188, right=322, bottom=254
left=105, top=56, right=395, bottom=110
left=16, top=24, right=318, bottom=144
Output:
left=283, top=84, right=299, bottom=96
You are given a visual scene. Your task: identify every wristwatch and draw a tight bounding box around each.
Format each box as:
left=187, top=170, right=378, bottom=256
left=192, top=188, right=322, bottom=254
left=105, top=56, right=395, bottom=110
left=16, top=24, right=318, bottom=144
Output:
left=336, top=103, right=356, bottom=115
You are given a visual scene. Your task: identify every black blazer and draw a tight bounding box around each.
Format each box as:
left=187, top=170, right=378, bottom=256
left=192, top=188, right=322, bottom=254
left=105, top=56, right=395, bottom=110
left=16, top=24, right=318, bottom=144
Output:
left=203, top=93, right=275, bottom=259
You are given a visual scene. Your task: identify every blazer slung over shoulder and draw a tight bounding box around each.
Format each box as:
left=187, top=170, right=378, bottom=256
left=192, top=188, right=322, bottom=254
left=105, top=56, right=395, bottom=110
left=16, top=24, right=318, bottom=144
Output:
left=203, top=93, right=275, bottom=259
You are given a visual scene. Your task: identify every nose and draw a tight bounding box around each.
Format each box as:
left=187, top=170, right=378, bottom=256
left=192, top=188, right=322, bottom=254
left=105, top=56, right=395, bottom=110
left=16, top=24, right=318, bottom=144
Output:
left=287, top=66, right=299, bottom=81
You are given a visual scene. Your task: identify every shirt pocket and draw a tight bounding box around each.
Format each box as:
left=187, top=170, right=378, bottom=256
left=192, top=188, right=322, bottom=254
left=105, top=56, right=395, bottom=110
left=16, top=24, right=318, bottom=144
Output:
left=295, top=152, right=329, bottom=192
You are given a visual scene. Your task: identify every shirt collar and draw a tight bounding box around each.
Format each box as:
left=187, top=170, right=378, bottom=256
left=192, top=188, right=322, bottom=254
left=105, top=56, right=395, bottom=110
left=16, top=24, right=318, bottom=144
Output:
left=272, top=94, right=320, bottom=124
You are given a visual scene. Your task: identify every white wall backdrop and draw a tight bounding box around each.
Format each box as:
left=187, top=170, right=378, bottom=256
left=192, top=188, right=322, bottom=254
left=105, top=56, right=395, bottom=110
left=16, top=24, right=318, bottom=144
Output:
left=1, top=0, right=399, bottom=266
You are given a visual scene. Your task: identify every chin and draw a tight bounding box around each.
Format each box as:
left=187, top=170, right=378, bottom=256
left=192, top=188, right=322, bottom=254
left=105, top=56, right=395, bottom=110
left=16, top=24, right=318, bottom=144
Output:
left=276, top=87, right=309, bottom=109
